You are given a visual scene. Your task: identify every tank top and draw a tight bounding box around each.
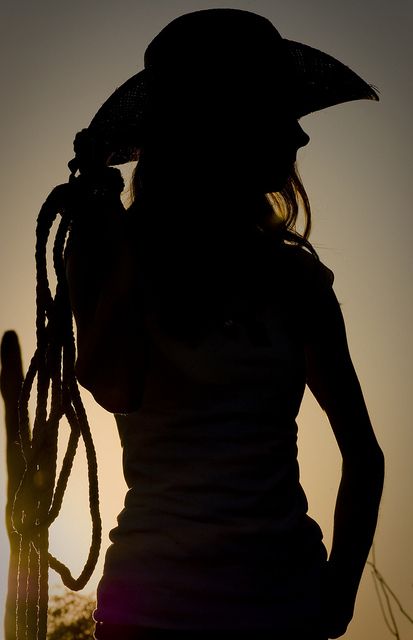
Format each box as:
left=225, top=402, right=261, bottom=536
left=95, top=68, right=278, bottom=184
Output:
left=95, top=243, right=333, bottom=632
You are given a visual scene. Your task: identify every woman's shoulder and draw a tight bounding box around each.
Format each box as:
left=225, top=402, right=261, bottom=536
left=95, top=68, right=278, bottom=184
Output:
left=267, top=243, right=336, bottom=341
left=275, top=242, right=334, bottom=292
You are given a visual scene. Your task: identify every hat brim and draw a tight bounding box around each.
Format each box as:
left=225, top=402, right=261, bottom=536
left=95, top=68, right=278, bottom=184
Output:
left=286, top=39, right=379, bottom=116
left=88, top=39, right=379, bottom=166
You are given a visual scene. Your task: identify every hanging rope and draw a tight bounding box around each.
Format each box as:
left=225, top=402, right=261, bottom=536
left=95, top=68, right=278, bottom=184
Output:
left=5, top=130, right=125, bottom=640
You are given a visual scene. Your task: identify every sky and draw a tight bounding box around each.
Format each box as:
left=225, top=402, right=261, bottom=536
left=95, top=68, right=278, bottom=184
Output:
left=1, top=1, right=412, bottom=638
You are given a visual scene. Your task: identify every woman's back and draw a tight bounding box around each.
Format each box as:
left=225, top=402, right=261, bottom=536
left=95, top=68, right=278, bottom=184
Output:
left=95, top=242, right=332, bottom=632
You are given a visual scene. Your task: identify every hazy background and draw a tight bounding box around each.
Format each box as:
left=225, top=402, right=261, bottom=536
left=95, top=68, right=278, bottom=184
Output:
left=1, top=1, right=412, bottom=638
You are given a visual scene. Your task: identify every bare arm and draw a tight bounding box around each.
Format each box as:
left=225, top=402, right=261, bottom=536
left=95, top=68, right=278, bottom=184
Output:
left=64, top=177, right=147, bottom=413
left=305, top=287, right=385, bottom=638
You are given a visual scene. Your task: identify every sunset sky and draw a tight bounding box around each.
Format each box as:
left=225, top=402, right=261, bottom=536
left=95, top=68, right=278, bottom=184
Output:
left=1, top=1, right=412, bottom=638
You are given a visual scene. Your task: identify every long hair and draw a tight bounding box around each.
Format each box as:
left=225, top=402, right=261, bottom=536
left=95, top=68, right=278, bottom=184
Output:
left=126, top=144, right=318, bottom=344
left=129, top=150, right=316, bottom=254
left=266, top=164, right=315, bottom=252
left=129, top=152, right=318, bottom=259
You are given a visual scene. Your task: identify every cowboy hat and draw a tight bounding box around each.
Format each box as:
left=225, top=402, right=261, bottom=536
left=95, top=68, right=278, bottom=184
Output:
left=85, top=8, right=379, bottom=166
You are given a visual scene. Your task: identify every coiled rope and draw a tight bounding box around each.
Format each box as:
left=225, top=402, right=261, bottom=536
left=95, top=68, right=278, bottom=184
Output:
left=8, top=130, right=124, bottom=640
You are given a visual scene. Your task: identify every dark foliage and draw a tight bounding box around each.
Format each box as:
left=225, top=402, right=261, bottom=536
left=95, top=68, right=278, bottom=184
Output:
left=47, top=589, right=95, bottom=640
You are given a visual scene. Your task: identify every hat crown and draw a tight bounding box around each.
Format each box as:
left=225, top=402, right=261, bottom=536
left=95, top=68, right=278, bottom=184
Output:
left=144, top=9, right=284, bottom=73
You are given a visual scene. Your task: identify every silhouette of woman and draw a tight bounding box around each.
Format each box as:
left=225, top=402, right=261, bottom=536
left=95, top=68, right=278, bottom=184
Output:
left=64, top=9, right=384, bottom=640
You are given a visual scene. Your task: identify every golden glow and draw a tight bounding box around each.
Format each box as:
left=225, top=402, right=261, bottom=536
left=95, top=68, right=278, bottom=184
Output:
left=1, top=3, right=412, bottom=639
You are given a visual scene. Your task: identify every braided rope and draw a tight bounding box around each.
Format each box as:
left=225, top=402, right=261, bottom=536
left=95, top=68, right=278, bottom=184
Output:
left=9, top=166, right=119, bottom=638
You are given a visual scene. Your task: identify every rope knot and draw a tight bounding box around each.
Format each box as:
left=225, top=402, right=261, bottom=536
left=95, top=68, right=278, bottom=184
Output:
left=68, top=128, right=107, bottom=175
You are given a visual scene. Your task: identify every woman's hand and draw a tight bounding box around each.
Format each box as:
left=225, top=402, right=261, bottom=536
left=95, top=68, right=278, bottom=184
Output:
left=320, top=562, right=357, bottom=638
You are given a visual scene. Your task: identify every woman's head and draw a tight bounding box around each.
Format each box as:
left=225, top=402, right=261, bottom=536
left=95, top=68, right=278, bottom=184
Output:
left=139, top=64, right=310, bottom=197
left=131, top=58, right=312, bottom=244
left=135, top=11, right=308, bottom=194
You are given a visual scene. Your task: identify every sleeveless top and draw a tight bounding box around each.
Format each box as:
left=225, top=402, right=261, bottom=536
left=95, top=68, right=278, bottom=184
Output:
left=94, top=242, right=333, bottom=632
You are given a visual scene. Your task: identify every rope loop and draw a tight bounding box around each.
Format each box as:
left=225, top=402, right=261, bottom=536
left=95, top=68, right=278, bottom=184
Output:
left=9, top=140, right=111, bottom=638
